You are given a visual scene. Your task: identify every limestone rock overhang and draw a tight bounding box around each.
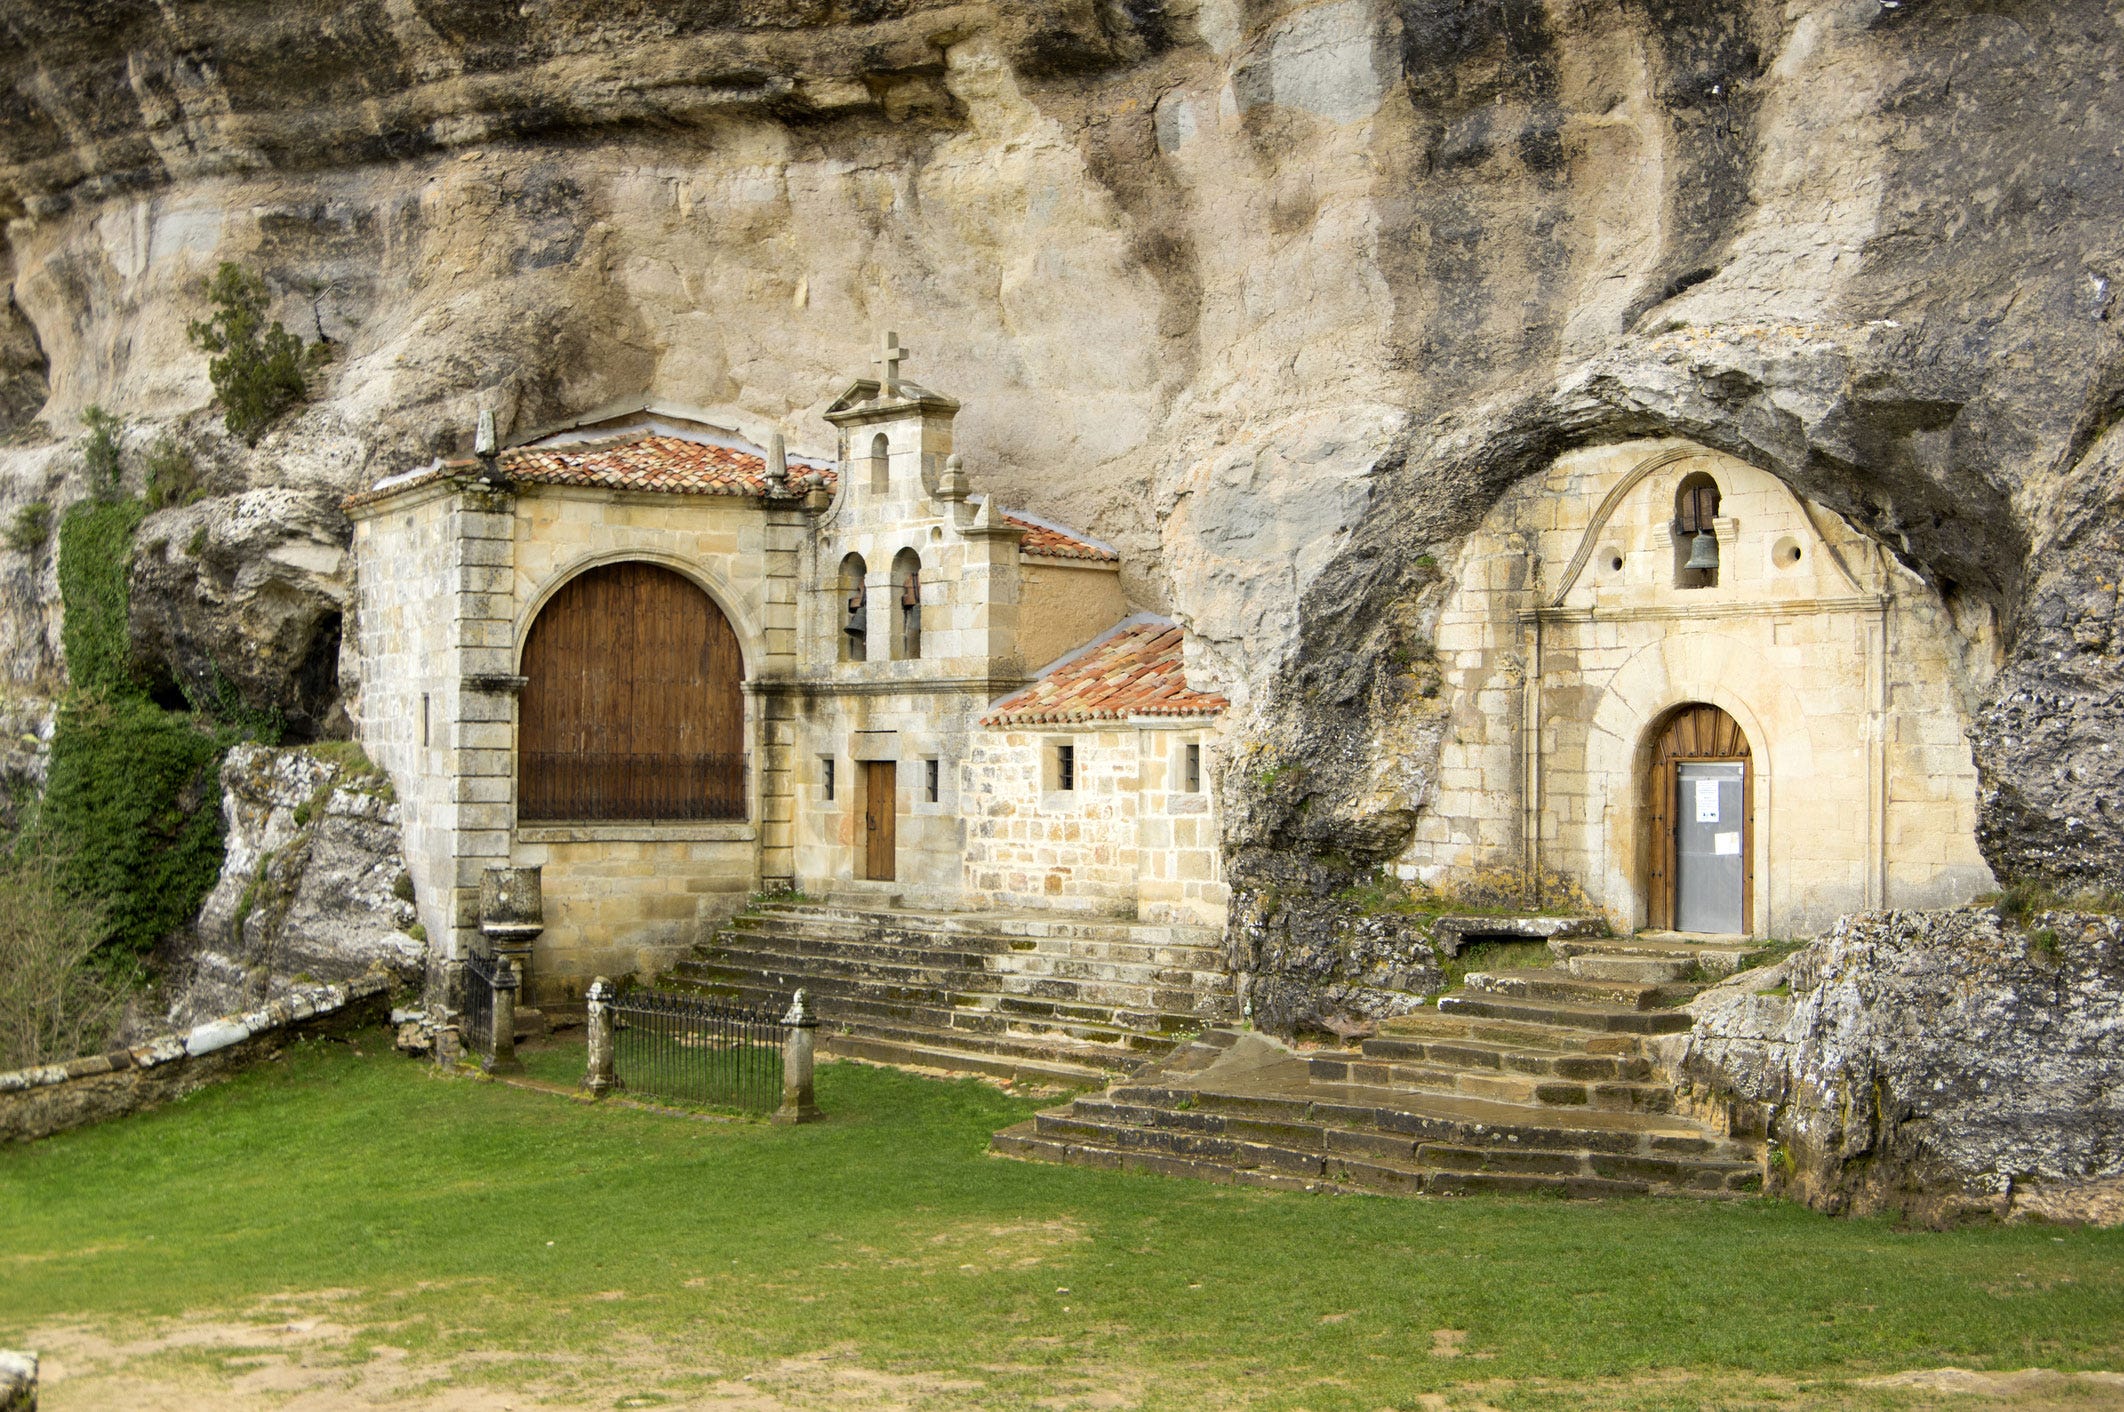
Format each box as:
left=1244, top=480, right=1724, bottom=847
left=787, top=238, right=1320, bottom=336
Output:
left=982, top=613, right=1228, bottom=728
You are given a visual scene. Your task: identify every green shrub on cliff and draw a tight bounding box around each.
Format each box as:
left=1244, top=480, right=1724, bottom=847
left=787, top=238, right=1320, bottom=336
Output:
left=56, top=495, right=147, bottom=698
left=32, top=696, right=233, bottom=958
left=186, top=263, right=312, bottom=444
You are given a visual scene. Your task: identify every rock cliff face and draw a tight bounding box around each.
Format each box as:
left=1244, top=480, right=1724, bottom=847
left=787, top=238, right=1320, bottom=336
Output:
left=1660, top=908, right=2124, bottom=1226
left=171, top=743, right=421, bottom=1026
left=3, top=5, right=2123, bottom=935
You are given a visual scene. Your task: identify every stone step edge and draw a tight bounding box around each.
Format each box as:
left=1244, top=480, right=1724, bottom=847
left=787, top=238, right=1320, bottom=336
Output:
left=753, top=904, right=1223, bottom=943
left=824, top=1033, right=1127, bottom=1086
left=689, top=939, right=1236, bottom=994
left=989, top=1125, right=1748, bottom=1201
left=661, top=972, right=1233, bottom=1037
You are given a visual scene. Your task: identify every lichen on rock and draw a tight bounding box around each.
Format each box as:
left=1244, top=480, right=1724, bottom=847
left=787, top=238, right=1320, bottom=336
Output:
left=1657, top=907, right=2124, bottom=1226
left=172, top=742, right=420, bottom=1026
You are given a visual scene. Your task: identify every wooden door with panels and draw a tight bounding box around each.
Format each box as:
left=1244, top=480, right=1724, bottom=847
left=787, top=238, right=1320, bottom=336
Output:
left=1645, top=704, right=1752, bottom=934
left=862, top=761, right=897, bottom=881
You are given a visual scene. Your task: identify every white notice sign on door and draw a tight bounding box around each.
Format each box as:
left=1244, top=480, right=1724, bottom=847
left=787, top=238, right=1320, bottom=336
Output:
left=1714, top=831, right=1741, bottom=855
left=1694, top=779, right=1721, bottom=823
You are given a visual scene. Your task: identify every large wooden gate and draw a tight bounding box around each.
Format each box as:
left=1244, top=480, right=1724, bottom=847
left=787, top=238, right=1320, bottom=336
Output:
left=519, top=562, right=745, bottom=820
left=1644, top=703, right=1753, bottom=933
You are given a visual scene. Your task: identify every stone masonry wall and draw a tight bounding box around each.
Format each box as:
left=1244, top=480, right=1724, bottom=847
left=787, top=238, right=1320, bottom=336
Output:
left=962, top=724, right=1225, bottom=924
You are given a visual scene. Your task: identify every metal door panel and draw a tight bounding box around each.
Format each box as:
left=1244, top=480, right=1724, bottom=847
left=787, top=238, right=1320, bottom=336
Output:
left=1675, top=761, right=1744, bottom=934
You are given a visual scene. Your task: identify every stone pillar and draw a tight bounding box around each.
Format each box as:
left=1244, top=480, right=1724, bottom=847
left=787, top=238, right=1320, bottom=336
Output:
left=488, top=956, right=525, bottom=1076
left=773, top=988, right=822, bottom=1125
left=583, top=976, right=616, bottom=1097
left=479, top=865, right=545, bottom=1001
left=434, top=957, right=467, bottom=1067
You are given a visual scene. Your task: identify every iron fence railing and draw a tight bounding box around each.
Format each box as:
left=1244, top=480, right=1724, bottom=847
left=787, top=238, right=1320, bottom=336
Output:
left=462, top=950, right=501, bottom=1065
left=519, top=751, right=747, bottom=822
left=609, top=988, right=786, bottom=1112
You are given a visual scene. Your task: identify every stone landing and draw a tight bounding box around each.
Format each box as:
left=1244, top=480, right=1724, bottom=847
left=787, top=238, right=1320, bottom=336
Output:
left=662, top=900, right=1239, bottom=1085
left=991, top=933, right=1770, bottom=1198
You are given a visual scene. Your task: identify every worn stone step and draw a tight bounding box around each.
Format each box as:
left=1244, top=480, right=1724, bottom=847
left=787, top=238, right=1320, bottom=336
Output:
left=685, top=940, right=1232, bottom=1013
left=1307, top=1054, right=1676, bottom=1114
left=1372, top=1010, right=1648, bottom=1053
left=666, top=972, right=1210, bottom=1053
left=1355, top=1035, right=1654, bottom=1082
left=736, top=915, right=1230, bottom=970
left=1093, top=1083, right=1754, bottom=1163
left=703, top=931, right=1236, bottom=999
left=823, top=1032, right=1122, bottom=1086
left=754, top=903, right=1222, bottom=950
left=1564, top=954, right=1702, bottom=984
left=1436, top=992, right=1695, bottom=1034
left=1550, top=934, right=1767, bottom=977
left=992, top=1119, right=1743, bottom=1200
left=671, top=963, right=1228, bottom=1039
left=1462, top=968, right=1697, bottom=1011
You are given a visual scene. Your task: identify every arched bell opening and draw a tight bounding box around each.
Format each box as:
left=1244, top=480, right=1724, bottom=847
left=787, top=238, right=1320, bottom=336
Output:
left=839, top=552, right=869, bottom=662
left=1643, top=702, right=1752, bottom=934
left=890, top=547, right=922, bottom=660
left=1672, top=471, right=1722, bottom=590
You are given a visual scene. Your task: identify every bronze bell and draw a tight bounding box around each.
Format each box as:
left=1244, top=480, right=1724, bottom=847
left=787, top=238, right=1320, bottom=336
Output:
left=1684, top=529, right=1720, bottom=572
left=900, top=572, right=920, bottom=608
left=844, top=592, right=868, bottom=640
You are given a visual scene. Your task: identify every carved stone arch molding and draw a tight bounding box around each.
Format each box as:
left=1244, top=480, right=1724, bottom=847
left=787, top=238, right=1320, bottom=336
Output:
left=1548, top=445, right=1865, bottom=607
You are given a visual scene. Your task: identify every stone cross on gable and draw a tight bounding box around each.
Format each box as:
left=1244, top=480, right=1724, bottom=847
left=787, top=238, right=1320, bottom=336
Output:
left=874, top=330, right=907, bottom=398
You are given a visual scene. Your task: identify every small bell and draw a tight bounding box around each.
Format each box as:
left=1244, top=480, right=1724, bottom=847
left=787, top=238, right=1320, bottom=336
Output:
left=844, top=593, right=868, bottom=641
left=1684, top=529, right=1720, bottom=572
left=900, top=572, right=920, bottom=608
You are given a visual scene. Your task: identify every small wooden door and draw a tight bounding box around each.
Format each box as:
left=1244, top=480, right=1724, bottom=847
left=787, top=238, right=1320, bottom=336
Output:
left=863, top=761, right=897, bottom=881
left=1646, top=704, right=1753, bottom=934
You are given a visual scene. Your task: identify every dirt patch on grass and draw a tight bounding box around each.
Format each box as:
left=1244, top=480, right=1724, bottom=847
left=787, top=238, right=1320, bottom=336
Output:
left=22, top=1309, right=1122, bottom=1411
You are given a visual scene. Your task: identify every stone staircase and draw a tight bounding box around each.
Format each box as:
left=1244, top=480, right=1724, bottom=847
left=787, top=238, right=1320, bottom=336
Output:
left=991, top=932, right=1770, bottom=1199
left=662, top=899, right=1239, bottom=1085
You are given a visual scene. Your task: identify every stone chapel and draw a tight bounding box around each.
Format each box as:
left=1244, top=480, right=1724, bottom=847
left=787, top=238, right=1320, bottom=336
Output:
left=345, top=341, right=1230, bottom=1006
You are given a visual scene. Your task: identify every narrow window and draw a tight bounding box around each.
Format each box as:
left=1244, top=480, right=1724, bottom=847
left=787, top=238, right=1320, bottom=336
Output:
left=891, top=548, right=922, bottom=659
left=822, top=757, right=836, bottom=801
left=421, top=692, right=431, bottom=748
left=925, top=757, right=940, bottom=803
left=840, top=553, right=868, bottom=662
left=1184, top=742, right=1202, bottom=794
left=869, top=432, right=890, bottom=494
left=1055, top=743, right=1076, bottom=792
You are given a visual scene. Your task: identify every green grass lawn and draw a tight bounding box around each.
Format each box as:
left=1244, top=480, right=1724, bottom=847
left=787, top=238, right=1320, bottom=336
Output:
left=3, top=1028, right=2122, bottom=1410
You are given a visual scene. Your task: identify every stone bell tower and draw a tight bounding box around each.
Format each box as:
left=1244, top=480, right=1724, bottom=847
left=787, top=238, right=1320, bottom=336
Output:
left=822, top=331, right=968, bottom=514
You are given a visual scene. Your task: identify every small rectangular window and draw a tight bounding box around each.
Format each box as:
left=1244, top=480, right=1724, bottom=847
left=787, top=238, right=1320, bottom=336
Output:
left=1056, top=743, right=1076, bottom=792
left=1184, top=743, right=1202, bottom=794
left=925, top=757, right=940, bottom=803
left=822, top=757, right=836, bottom=801
left=421, top=693, right=431, bottom=748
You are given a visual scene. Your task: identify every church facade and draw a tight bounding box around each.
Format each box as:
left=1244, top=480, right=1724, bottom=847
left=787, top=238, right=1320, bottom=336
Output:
left=344, top=348, right=1229, bottom=1001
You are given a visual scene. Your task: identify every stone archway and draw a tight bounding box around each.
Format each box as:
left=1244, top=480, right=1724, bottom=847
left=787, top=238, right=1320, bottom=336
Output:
left=1644, top=703, right=1753, bottom=935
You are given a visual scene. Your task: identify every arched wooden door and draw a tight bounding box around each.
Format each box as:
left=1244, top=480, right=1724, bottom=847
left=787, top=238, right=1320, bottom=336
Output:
left=1645, top=704, right=1752, bottom=934
left=519, top=562, right=745, bottom=820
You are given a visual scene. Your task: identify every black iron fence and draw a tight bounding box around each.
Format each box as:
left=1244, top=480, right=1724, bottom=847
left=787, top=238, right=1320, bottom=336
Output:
left=519, top=751, right=747, bottom=821
left=608, top=988, right=789, bottom=1112
left=462, top=951, right=501, bottom=1064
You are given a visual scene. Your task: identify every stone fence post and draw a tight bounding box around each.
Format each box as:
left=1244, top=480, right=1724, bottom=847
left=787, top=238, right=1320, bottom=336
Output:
left=773, top=989, right=822, bottom=1125
left=488, top=956, right=525, bottom=1076
left=583, top=976, right=616, bottom=1097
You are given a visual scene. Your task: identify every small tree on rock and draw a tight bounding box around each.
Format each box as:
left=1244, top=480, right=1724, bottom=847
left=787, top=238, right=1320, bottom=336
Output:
left=186, top=263, right=311, bottom=444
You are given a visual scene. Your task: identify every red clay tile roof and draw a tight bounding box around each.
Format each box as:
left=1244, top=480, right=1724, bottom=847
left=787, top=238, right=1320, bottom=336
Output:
left=999, top=509, right=1119, bottom=562
left=343, top=432, right=836, bottom=510
left=983, top=615, right=1228, bottom=726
